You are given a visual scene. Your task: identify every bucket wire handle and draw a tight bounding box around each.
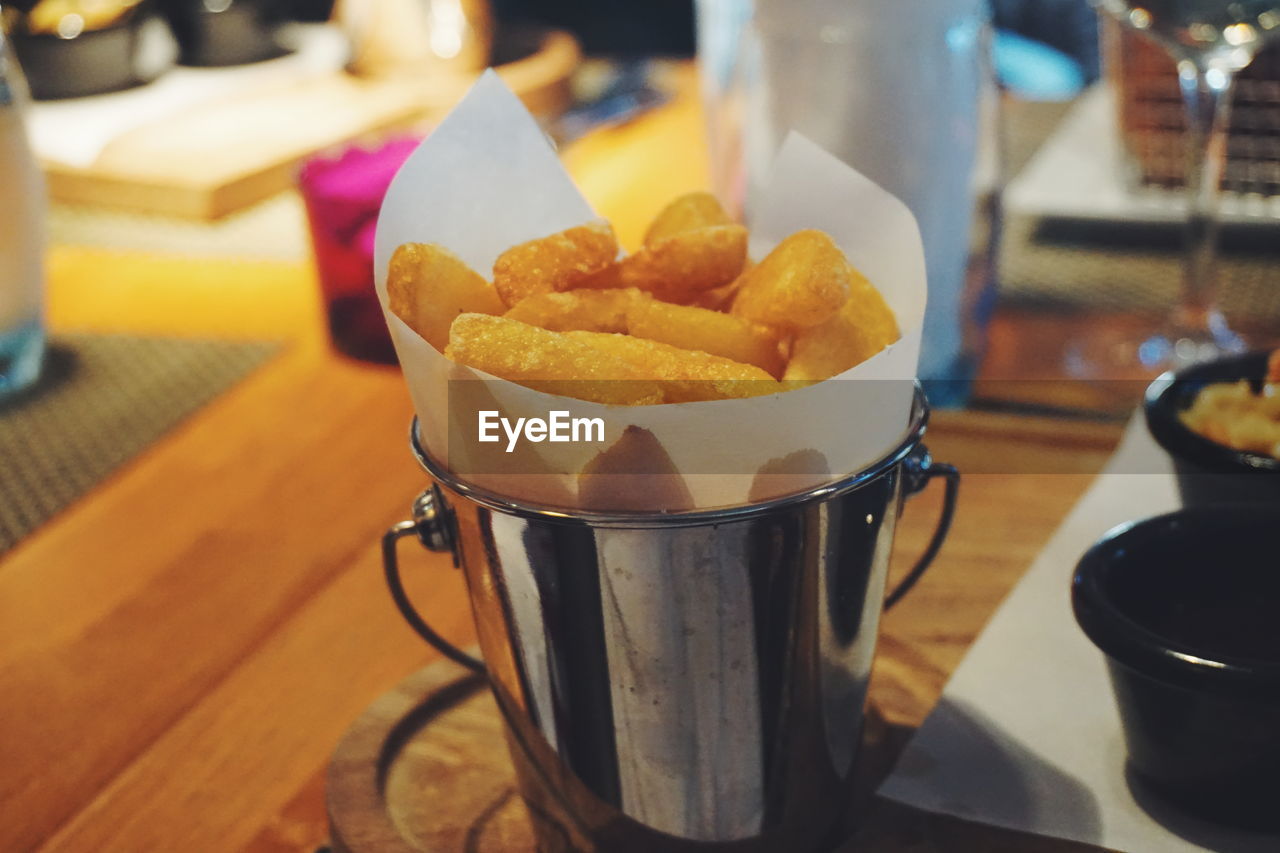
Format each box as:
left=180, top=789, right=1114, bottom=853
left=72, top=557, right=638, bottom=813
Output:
left=382, top=486, right=486, bottom=674
left=885, top=444, right=960, bottom=610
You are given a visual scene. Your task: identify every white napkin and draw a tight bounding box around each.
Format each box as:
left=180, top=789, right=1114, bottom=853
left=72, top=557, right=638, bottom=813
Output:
left=878, top=418, right=1280, bottom=852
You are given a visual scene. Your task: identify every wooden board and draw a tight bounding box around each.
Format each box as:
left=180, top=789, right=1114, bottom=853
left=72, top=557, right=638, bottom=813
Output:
left=41, top=30, right=579, bottom=220
left=326, top=657, right=904, bottom=853
left=325, top=652, right=1110, bottom=853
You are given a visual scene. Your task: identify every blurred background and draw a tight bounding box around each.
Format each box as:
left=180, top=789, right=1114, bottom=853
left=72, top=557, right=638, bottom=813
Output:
left=3, top=2, right=1280, bottom=851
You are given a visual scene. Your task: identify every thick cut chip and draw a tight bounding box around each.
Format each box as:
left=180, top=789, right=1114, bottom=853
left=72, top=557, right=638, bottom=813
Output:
left=627, top=298, right=784, bottom=377
left=783, top=268, right=899, bottom=381
left=387, top=243, right=505, bottom=352
left=616, top=225, right=748, bottom=301
left=504, top=288, right=641, bottom=333
left=566, top=331, right=779, bottom=403
left=732, top=230, right=852, bottom=330
left=687, top=262, right=750, bottom=310
left=492, top=220, right=619, bottom=307
left=1268, top=349, right=1280, bottom=384
left=643, top=192, right=733, bottom=247
left=445, top=314, right=662, bottom=405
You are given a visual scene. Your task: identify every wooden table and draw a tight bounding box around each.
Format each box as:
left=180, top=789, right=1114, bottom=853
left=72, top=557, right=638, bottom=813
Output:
left=1, top=66, right=1127, bottom=852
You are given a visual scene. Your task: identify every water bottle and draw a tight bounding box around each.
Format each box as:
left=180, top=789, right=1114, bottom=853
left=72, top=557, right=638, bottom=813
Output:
left=0, top=23, right=46, bottom=400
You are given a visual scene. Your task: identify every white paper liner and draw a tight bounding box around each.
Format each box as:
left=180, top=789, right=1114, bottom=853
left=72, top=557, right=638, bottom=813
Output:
left=374, top=71, right=926, bottom=511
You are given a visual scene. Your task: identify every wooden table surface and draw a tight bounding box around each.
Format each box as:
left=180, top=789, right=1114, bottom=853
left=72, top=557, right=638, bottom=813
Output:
left=2, top=66, right=1128, bottom=852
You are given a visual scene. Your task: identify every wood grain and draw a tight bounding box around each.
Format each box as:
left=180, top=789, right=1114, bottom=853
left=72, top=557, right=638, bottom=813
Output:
left=2, top=62, right=1133, bottom=853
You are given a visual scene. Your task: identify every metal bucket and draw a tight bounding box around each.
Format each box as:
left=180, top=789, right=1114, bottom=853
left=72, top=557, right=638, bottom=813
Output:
left=382, top=386, right=958, bottom=851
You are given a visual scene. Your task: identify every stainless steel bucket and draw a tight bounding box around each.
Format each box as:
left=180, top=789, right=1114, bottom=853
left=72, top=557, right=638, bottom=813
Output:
left=382, top=387, right=958, bottom=851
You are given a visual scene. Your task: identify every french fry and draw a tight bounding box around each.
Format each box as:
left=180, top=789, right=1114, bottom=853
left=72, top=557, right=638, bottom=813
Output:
left=783, top=268, right=899, bottom=381
left=616, top=225, right=748, bottom=301
left=445, top=314, right=663, bottom=405
left=687, top=262, right=750, bottom=310
left=1268, top=349, right=1280, bottom=384
left=492, top=220, right=619, bottom=307
left=504, top=288, right=641, bottom=333
left=566, top=331, right=779, bottom=402
left=732, top=230, right=851, bottom=330
left=643, top=192, right=733, bottom=247
left=387, top=243, right=505, bottom=352
left=627, top=297, right=784, bottom=377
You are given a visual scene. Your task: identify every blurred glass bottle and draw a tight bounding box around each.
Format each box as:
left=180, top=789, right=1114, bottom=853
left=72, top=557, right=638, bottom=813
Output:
left=697, top=0, right=1001, bottom=406
left=0, top=22, right=46, bottom=400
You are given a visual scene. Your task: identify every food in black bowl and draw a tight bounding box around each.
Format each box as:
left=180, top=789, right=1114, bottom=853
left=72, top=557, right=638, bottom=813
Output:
left=1144, top=350, right=1280, bottom=506
left=5, top=0, right=174, bottom=99
left=1073, top=505, right=1280, bottom=830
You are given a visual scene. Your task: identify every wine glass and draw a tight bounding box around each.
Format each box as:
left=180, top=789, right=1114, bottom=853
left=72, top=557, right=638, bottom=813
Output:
left=1074, top=1, right=1280, bottom=377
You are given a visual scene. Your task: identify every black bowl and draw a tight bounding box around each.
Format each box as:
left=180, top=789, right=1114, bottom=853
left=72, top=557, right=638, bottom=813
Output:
left=159, top=0, right=290, bottom=67
left=9, top=4, right=172, bottom=100
left=1144, top=351, right=1280, bottom=506
left=1073, top=505, right=1280, bottom=829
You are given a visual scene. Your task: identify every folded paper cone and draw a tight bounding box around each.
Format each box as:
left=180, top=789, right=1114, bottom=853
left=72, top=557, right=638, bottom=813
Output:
left=374, top=71, right=927, bottom=512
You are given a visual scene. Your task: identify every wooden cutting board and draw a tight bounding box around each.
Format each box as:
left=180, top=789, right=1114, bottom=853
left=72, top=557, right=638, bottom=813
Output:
left=41, top=30, right=579, bottom=220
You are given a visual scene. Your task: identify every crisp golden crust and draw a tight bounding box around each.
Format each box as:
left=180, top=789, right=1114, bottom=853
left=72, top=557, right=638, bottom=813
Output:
left=565, top=331, right=779, bottom=402
left=492, top=220, right=619, bottom=307
left=626, top=297, right=784, bottom=377
left=784, top=263, right=899, bottom=381
left=386, top=243, right=505, bottom=352
left=616, top=225, right=748, bottom=301
left=445, top=314, right=663, bottom=405
left=643, top=192, right=733, bottom=247
left=732, top=230, right=852, bottom=330
left=503, top=288, right=640, bottom=333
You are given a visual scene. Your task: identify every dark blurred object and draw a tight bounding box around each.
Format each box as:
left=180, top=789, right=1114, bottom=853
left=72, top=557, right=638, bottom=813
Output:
left=6, top=0, right=174, bottom=99
left=299, top=137, right=421, bottom=364
left=159, top=0, right=291, bottom=66
left=1110, top=22, right=1280, bottom=197
left=550, top=60, right=667, bottom=144
left=1074, top=505, right=1280, bottom=830
left=491, top=0, right=692, bottom=57
left=992, top=0, right=1099, bottom=84
left=1145, top=351, right=1280, bottom=507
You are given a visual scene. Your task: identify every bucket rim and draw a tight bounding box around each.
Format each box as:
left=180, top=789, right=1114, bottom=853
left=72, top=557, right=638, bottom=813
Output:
left=409, top=383, right=929, bottom=527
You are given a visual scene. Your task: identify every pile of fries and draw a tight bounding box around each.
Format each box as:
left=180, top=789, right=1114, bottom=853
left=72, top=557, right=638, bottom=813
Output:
left=1180, top=351, right=1280, bottom=459
left=388, top=192, right=899, bottom=405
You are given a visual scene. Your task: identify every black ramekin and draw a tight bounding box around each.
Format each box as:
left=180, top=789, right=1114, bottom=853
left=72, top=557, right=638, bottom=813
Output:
left=1072, top=505, right=1280, bottom=829
left=1144, top=351, right=1279, bottom=506
left=10, top=4, right=170, bottom=100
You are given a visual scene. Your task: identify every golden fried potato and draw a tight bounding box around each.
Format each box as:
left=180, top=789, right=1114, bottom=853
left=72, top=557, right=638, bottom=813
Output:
left=627, top=297, right=784, bottom=377
left=643, top=192, right=733, bottom=247
left=492, top=220, right=619, bottom=307
left=732, top=230, right=852, bottom=330
left=616, top=225, right=748, bottom=301
left=504, top=288, right=641, bottom=333
left=783, top=269, right=899, bottom=381
left=1268, top=349, right=1280, bottom=384
left=445, top=314, right=662, bottom=405
left=387, top=243, right=505, bottom=352
left=566, top=331, right=779, bottom=402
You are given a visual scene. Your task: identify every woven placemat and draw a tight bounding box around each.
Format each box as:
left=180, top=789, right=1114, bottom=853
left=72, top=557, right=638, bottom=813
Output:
left=0, top=334, right=281, bottom=554
left=999, top=99, right=1280, bottom=324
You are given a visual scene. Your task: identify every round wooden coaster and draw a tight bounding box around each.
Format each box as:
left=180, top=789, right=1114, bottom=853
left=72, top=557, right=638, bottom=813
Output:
left=327, top=657, right=535, bottom=852
left=326, top=657, right=901, bottom=853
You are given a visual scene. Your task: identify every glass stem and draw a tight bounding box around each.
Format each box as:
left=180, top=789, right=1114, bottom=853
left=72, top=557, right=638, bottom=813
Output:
left=1171, top=57, right=1235, bottom=344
